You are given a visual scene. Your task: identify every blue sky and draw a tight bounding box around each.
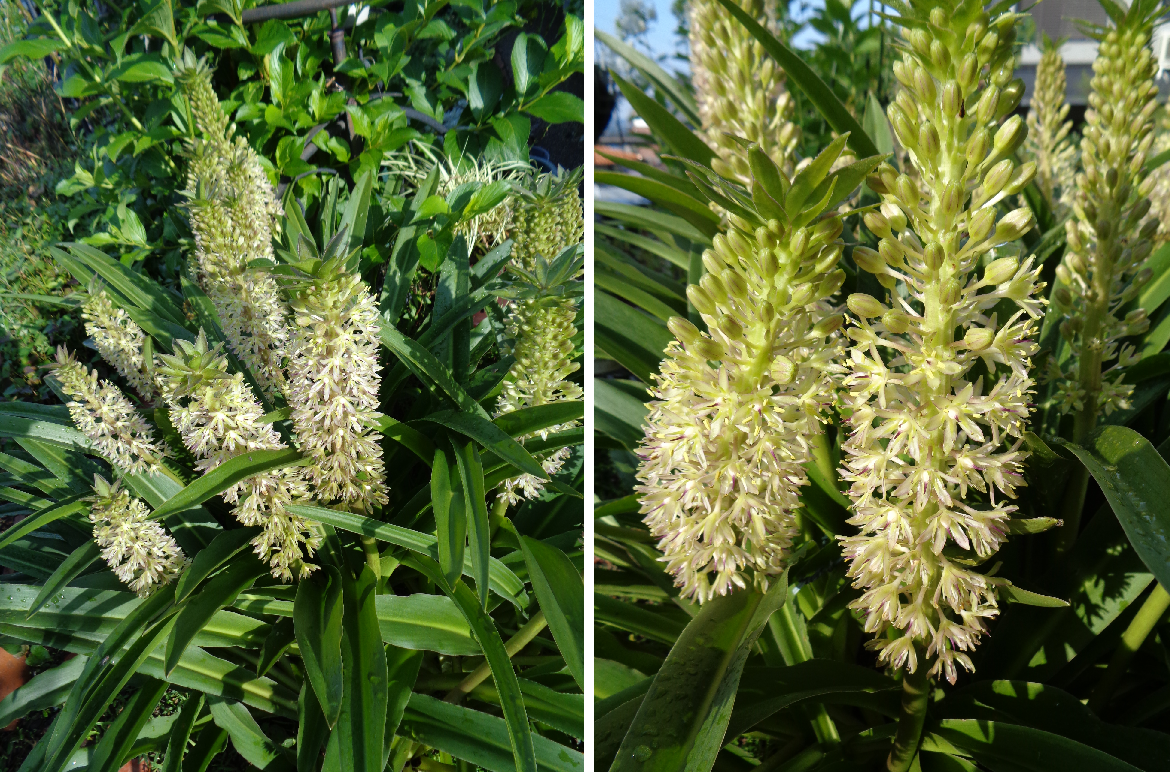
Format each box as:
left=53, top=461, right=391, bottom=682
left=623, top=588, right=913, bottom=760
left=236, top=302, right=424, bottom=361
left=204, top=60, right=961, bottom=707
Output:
left=594, top=0, right=829, bottom=70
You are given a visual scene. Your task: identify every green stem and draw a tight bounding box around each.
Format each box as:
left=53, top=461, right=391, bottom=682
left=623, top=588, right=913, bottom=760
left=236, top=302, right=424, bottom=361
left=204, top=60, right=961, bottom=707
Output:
left=1089, top=583, right=1170, bottom=713
left=360, top=535, right=381, bottom=579
left=443, top=610, right=546, bottom=703
left=886, top=651, right=931, bottom=772
left=771, top=602, right=841, bottom=747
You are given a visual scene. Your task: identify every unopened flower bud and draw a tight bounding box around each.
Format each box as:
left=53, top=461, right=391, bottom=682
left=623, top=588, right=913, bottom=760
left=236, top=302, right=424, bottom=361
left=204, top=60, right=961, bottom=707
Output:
left=668, top=316, right=702, bottom=346
left=771, top=354, right=796, bottom=384
left=882, top=309, right=911, bottom=334
left=687, top=285, right=716, bottom=315
left=969, top=207, right=996, bottom=241
left=963, top=327, right=995, bottom=350
left=995, top=116, right=1026, bottom=157
left=853, top=246, right=885, bottom=274
left=865, top=212, right=892, bottom=239
left=993, top=207, right=1033, bottom=242
left=847, top=293, right=886, bottom=318
left=984, top=256, right=1019, bottom=285
left=924, top=242, right=945, bottom=271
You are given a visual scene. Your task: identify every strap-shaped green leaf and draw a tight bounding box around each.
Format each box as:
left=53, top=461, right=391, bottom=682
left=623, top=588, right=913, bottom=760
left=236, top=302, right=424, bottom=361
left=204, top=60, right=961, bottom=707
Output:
left=338, top=564, right=388, bottom=772
left=726, top=661, right=898, bottom=739
left=408, top=555, right=537, bottom=772
left=162, top=692, right=205, bottom=772
left=492, top=401, right=583, bottom=440
left=433, top=438, right=466, bottom=589
left=0, top=654, right=85, bottom=728
left=596, top=201, right=710, bottom=244
left=610, top=73, right=713, bottom=166
left=165, top=557, right=266, bottom=675
left=1059, top=425, right=1170, bottom=589
left=611, top=575, right=788, bottom=772
left=149, top=448, right=304, bottom=521
left=208, top=697, right=295, bottom=771
left=287, top=504, right=528, bottom=606
left=174, top=526, right=262, bottom=601
left=0, top=495, right=87, bottom=551
left=425, top=410, right=549, bottom=480
left=929, top=719, right=1144, bottom=771
left=400, top=693, right=583, bottom=772
left=381, top=325, right=491, bottom=418
left=595, top=29, right=700, bottom=125
left=451, top=438, right=491, bottom=608
left=62, top=242, right=187, bottom=327
left=294, top=565, right=345, bottom=728
left=27, top=541, right=101, bottom=620
left=519, top=536, right=584, bottom=690
left=87, top=676, right=168, bottom=772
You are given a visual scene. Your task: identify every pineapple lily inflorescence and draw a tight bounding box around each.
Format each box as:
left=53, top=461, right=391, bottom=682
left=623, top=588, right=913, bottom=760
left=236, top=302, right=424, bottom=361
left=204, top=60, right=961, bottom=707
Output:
left=495, top=247, right=584, bottom=504
left=1023, top=34, right=1077, bottom=217
left=175, top=51, right=290, bottom=401
left=841, top=0, right=1045, bottom=684
left=688, top=0, right=800, bottom=182
left=494, top=167, right=585, bottom=504
left=509, top=167, right=584, bottom=274
left=1051, top=0, right=1162, bottom=428
left=636, top=137, right=882, bottom=604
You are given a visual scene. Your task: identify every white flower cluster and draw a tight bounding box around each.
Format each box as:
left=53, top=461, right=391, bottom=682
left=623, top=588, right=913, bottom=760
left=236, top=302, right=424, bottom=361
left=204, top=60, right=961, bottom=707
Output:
left=89, top=476, right=188, bottom=597
left=179, top=55, right=289, bottom=400
left=636, top=141, right=853, bottom=604
left=82, top=285, right=156, bottom=399
left=839, top=2, right=1044, bottom=683
left=157, top=334, right=320, bottom=581
left=288, top=265, right=388, bottom=513
left=52, top=347, right=167, bottom=475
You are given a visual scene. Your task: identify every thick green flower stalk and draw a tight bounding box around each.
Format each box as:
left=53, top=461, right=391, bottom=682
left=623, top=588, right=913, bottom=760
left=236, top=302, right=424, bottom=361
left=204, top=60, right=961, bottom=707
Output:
left=841, top=2, right=1045, bottom=686
left=689, top=0, right=800, bottom=183
left=52, top=347, right=167, bottom=475
left=157, top=334, right=319, bottom=581
left=287, top=257, right=387, bottom=512
left=82, top=283, right=155, bottom=399
left=495, top=251, right=583, bottom=504
left=177, top=54, right=289, bottom=400
left=509, top=168, right=584, bottom=273
left=636, top=138, right=865, bottom=604
left=1053, top=2, right=1161, bottom=432
left=1024, top=35, right=1077, bottom=215
left=89, top=475, right=188, bottom=597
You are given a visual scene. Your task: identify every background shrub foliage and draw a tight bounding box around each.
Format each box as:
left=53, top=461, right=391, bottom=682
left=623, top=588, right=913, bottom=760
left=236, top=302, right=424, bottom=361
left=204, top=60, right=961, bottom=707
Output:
left=0, top=0, right=583, bottom=397
left=597, top=0, right=1170, bottom=770
left=0, top=0, right=584, bottom=769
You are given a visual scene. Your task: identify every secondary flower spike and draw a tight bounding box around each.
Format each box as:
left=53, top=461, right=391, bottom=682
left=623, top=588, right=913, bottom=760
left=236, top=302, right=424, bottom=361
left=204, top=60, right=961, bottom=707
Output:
left=689, top=0, right=800, bottom=183
left=1052, top=1, right=1162, bottom=425
left=52, top=347, right=167, bottom=475
left=176, top=52, right=290, bottom=400
left=842, top=1, right=1045, bottom=684
left=156, top=332, right=320, bottom=581
left=495, top=249, right=584, bottom=504
left=637, top=138, right=878, bottom=604
left=509, top=167, right=584, bottom=274
left=82, top=282, right=156, bottom=399
left=1024, top=34, right=1077, bottom=217
left=89, top=475, right=188, bottom=597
